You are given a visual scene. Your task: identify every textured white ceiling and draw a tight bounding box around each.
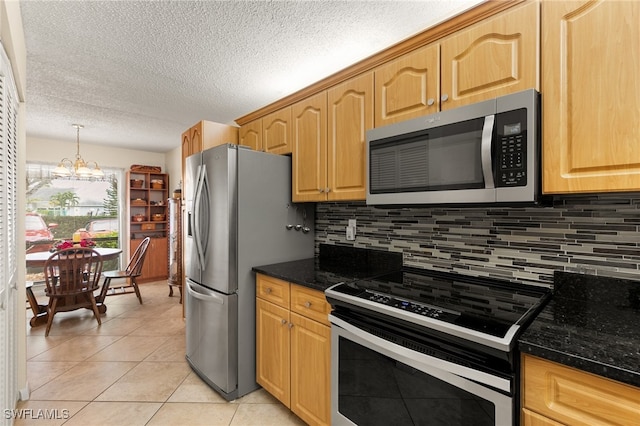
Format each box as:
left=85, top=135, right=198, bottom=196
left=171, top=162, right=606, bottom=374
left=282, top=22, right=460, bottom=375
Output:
left=21, top=0, right=483, bottom=153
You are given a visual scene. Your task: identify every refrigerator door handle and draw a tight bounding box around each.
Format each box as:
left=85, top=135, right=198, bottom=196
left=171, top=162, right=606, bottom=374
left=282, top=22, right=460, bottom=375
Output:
left=193, top=164, right=210, bottom=271
left=186, top=280, right=225, bottom=305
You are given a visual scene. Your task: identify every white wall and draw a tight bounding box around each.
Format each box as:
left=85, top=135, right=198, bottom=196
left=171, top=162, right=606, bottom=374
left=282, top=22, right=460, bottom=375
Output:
left=165, top=145, right=182, bottom=192
left=27, top=137, right=168, bottom=172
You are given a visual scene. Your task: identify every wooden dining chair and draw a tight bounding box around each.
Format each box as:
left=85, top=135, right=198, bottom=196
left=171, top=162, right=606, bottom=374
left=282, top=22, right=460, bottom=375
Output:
left=98, top=236, right=150, bottom=304
left=43, top=247, right=103, bottom=337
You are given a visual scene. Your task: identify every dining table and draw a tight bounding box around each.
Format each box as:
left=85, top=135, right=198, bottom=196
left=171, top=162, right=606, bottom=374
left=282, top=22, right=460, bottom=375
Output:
left=25, top=247, right=123, bottom=327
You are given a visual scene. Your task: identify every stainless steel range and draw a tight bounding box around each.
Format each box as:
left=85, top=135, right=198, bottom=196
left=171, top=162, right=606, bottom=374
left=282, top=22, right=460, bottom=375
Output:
left=325, top=268, right=550, bottom=426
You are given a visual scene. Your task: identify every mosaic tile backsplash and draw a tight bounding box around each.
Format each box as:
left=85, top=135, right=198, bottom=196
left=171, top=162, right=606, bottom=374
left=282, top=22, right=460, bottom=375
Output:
left=315, top=194, right=640, bottom=287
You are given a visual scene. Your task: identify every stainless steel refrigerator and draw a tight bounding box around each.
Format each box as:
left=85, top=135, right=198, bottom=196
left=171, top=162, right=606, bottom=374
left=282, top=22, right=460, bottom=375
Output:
left=184, top=144, right=314, bottom=401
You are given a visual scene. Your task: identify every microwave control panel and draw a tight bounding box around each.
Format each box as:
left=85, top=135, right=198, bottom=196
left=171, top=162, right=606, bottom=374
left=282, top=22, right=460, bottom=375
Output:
left=495, top=108, right=527, bottom=187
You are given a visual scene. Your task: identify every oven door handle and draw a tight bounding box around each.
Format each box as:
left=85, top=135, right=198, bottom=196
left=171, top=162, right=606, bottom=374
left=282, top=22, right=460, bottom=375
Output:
left=330, top=314, right=511, bottom=393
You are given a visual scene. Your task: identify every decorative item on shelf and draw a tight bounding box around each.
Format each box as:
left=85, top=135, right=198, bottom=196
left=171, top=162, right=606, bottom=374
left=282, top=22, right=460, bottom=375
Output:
left=131, top=198, right=146, bottom=206
left=130, top=179, right=144, bottom=188
left=53, top=124, right=105, bottom=179
left=50, top=239, right=95, bottom=252
left=152, top=213, right=165, bottom=221
left=150, top=179, right=164, bottom=189
left=132, top=214, right=146, bottom=222
left=141, top=223, right=156, bottom=231
left=130, top=164, right=162, bottom=173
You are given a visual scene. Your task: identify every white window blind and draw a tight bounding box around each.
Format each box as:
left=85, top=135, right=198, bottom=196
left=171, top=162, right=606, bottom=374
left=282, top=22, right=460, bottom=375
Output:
left=0, top=39, right=20, bottom=424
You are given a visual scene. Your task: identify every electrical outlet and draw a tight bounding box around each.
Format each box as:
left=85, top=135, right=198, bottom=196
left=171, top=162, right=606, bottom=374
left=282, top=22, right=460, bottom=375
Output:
left=346, top=218, right=357, bottom=241
left=346, top=226, right=356, bottom=241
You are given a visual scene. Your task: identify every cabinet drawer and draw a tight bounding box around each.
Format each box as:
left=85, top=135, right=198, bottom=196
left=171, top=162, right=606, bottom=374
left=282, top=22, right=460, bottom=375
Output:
left=521, top=408, right=565, bottom=426
left=522, top=354, right=640, bottom=426
left=256, top=274, right=290, bottom=308
left=290, top=284, right=331, bottom=326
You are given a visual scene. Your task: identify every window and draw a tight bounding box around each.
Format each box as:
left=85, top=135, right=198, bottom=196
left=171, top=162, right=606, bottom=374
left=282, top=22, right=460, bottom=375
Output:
left=25, top=163, right=123, bottom=277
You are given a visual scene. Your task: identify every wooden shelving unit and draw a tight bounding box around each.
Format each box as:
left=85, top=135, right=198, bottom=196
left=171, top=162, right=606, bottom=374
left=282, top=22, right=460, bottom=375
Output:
left=127, top=169, right=169, bottom=282
left=167, top=196, right=182, bottom=303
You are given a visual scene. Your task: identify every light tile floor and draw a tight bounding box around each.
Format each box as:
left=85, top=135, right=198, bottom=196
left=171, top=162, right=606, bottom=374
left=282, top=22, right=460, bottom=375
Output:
left=19, top=280, right=306, bottom=426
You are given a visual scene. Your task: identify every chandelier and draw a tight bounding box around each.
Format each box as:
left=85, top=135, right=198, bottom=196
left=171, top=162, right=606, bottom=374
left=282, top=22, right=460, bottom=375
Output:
left=52, top=124, right=105, bottom=179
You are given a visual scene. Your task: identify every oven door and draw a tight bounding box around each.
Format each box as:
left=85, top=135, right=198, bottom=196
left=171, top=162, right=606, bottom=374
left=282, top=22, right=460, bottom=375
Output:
left=330, top=314, right=513, bottom=426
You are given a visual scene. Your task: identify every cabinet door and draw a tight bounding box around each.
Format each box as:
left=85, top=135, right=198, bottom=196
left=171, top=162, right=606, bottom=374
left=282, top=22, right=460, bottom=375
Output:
left=292, top=92, right=327, bottom=202
left=256, top=299, right=291, bottom=407
left=542, top=0, right=640, bottom=194
left=327, top=73, right=372, bottom=201
left=440, top=1, right=539, bottom=111
left=130, top=238, right=150, bottom=280
left=522, top=354, right=640, bottom=426
left=263, top=107, right=292, bottom=154
left=290, top=312, right=331, bottom=426
left=137, top=237, right=168, bottom=282
left=151, top=237, right=168, bottom=280
left=200, top=121, right=238, bottom=151
left=374, top=43, right=439, bottom=127
left=187, top=124, right=204, bottom=155
left=239, top=118, right=262, bottom=151
left=182, top=125, right=202, bottom=187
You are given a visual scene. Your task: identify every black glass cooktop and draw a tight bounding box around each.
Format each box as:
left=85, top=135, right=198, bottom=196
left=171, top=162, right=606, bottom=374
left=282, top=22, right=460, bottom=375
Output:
left=326, top=268, right=551, bottom=348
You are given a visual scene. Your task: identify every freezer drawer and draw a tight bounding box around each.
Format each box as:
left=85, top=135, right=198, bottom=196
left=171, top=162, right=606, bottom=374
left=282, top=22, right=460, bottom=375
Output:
left=185, top=279, right=238, bottom=396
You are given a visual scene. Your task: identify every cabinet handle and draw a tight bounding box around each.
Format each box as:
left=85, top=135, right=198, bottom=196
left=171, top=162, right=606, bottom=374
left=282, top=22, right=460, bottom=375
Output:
left=325, top=188, right=331, bottom=193
left=265, top=287, right=272, bottom=294
left=318, top=188, right=324, bottom=193
left=281, top=319, right=287, bottom=325
left=288, top=323, right=294, bottom=329
left=427, top=98, right=435, bottom=106
left=441, top=94, right=449, bottom=102
left=304, top=301, right=311, bottom=308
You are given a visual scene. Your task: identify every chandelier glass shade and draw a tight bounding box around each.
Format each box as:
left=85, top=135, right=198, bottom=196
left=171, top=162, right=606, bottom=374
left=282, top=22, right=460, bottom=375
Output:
left=53, top=124, right=105, bottom=179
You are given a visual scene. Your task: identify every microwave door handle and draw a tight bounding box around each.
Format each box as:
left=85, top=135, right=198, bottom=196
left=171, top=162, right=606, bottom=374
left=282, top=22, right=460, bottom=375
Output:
left=481, top=115, right=495, bottom=189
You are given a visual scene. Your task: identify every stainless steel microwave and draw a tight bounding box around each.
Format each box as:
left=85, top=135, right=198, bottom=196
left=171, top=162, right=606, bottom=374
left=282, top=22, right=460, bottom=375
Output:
left=366, top=89, right=545, bottom=206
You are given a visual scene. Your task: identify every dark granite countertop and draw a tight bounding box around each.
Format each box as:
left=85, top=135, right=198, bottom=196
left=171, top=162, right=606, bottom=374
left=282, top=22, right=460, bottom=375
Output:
left=252, top=244, right=403, bottom=292
left=519, top=271, right=640, bottom=388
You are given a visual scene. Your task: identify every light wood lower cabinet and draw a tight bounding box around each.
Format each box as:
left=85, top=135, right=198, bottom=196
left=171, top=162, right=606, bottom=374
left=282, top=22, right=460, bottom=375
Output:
left=256, top=298, right=290, bottom=404
left=256, top=274, right=331, bottom=426
left=521, top=354, right=640, bottom=426
left=131, top=237, right=168, bottom=283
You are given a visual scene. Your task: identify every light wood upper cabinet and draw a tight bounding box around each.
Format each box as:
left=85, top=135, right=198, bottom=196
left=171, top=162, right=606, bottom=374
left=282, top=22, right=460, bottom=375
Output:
left=374, top=1, right=538, bottom=126
left=292, top=92, right=327, bottom=202
left=181, top=120, right=238, bottom=185
left=440, top=1, right=539, bottom=110
left=181, top=125, right=203, bottom=184
left=327, top=73, right=373, bottom=201
left=522, top=354, right=640, bottom=426
left=263, top=107, right=293, bottom=154
left=374, top=44, right=439, bottom=127
left=542, top=0, right=640, bottom=194
left=238, top=118, right=262, bottom=151
left=292, top=73, right=372, bottom=202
